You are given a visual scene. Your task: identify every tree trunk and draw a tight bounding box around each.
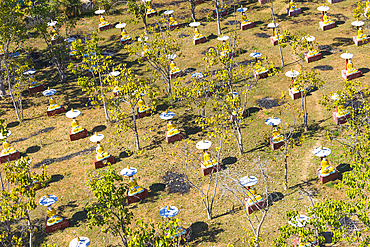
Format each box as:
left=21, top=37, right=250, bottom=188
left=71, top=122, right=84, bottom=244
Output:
left=0, top=75, right=6, bottom=96
left=302, top=94, right=308, bottom=132
left=269, top=0, right=284, bottom=67
left=284, top=146, right=288, bottom=190
left=131, top=107, right=140, bottom=150
left=5, top=59, right=21, bottom=121
left=189, top=0, right=196, bottom=21
left=98, top=73, right=110, bottom=122
left=214, top=0, right=222, bottom=35
left=42, top=33, right=66, bottom=83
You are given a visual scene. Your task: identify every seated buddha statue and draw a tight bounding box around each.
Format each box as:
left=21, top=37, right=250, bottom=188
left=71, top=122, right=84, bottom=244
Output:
left=29, top=77, right=41, bottom=88
left=323, top=13, right=333, bottom=25
left=69, top=42, right=78, bottom=56
left=254, top=61, right=267, bottom=74
left=46, top=207, right=63, bottom=226
left=220, top=45, right=230, bottom=57
left=138, top=99, right=151, bottom=113
left=146, top=1, right=156, bottom=14
left=357, top=27, right=367, bottom=40
left=169, top=15, right=179, bottom=26
left=320, top=157, right=335, bottom=175
left=336, top=104, right=348, bottom=117
left=307, top=43, right=319, bottom=57
left=246, top=186, right=263, bottom=205
left=167, top=121, right=180, bottom=137
left=95, top=143, right=110, bottom=160
left=48, top=97, right=61, bottom=111
left=291, top=80, right=301, bottom=93
left=232, top=108, right=244, bottom=117
left=346, top=59, right=358, bottom=75
left=71, top=119, right=84, bottom=134
left=1, top=141, right=16, bottom=156
left=272, top=127, right=284, bottom=143
left=242, top=12, right=251, bottom=25
left=99, top=15, right=109, bottom=27
left=274, top=28, right=281, bottom=40
left=128, top=176, right=144, bottom=196
left=170, top=60, right=181, bottom=74
left=0, top=46, right=4, bottom=56
left=51, top=27, right=58, bottom=40
left=194, top=27, right=204, bottom=40
left=121, top=28, right=131, bottom=41
left=289, top=0, right=298, bottom=11
left=202, top=151, right=218, bottom=168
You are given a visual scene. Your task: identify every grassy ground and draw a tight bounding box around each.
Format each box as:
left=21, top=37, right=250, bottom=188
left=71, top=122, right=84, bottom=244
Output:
left=1, top=0, right=367, bottom=245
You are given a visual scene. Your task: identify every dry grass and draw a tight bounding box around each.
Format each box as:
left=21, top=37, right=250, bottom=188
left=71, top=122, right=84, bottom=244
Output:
left=1, top=0, right=366, bottom=246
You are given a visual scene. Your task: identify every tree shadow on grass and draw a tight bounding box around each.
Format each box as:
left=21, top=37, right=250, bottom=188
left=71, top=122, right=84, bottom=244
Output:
left=58, top=200, right=79, bottom=214
left=190, top=221, right=224, bottom=244
left=162, top=171, right=191, bottom=194
left=336, top=163, right=352, bottom=180
left=331, top=37, right=353, bottom=47
left=69, top=209, right=88, bottom=227
left=148, top=183, right=166, bottom=198
left=267, top=192, right=284, bottom=206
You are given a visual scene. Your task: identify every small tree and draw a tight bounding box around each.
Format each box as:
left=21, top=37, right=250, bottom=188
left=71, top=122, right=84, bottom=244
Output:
left=127, top=0, right=149, bottom=33
left=126, top=31, right=186, bottom=97
left=69, top=34, right=112, bottom=121
left=220, top=158, right=272, bottom=247
left=107, top=64, right=158, bottom=150
left=0, top=157, right=49, bottom=247
left=85, top=167, right=133, bottom=247
left=181, top=138, right=222, bottom=220
left=296, top=69, right=326, bottom=132
left=127, top=217, right=182, bottom=246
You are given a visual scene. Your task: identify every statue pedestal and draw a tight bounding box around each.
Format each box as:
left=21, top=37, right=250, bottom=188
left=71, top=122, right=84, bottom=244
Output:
left=316, top=168, right=338, bottom=184
left=29, top=84, right=44, bottom=94
left=94, top=154, right=115, bottom=169
left=170, top=70, right=183, bottom=79
left=0, top=151, right=20, bottom=164
left=327, top=0, right=342, bottom=3
left=304, top=52, right=322, bottom=63
left=45, top=217, right=69, bottom=234
left=137, top=108, right=152, bottom=118
left=146, top=12, right=157, bottom=18
left=254, top=70, right=268, bottom=79
left=270, top=137, right=285, bottom=150
left=319, top=21, right=336, bottom=31
left=341, top=70, right=361, bottom=81
left=286, top=8, right=302, bottom=17
left=270, top=36, right=279, bottom=46
left=213, top=9, right=228, bottom=18
left=293, top=238, right=319, bottom=246
left=47, top=106, right=66, bottom=116
left=258, top=0, right=269, bottom=4
left=166, top=131, right=183, bottom=144
left=169, top=23, right=181, bottom=31
left=69, top=128, right=88, bottom=141
left=120, top=38, right=132, bottom=45
left=353, top=36, right=370, bottom=46
left=244, top=198, right=267, bottom=214
left=241, top=22, right=255, bottom=30
left=194, top=36, right=207, bottom=45
left=193, top=0, right=203, bottom=4
left=98, top=23, right=113, bottom=32
left=288, top=88, right=302, bottom=100
left=25, top=181, right=43, bottom=191
left=332, top=111, right=351, bottom=125
left=201, top=163, right=221, bottom=176
left=127, top=188, right=149, bottom=205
